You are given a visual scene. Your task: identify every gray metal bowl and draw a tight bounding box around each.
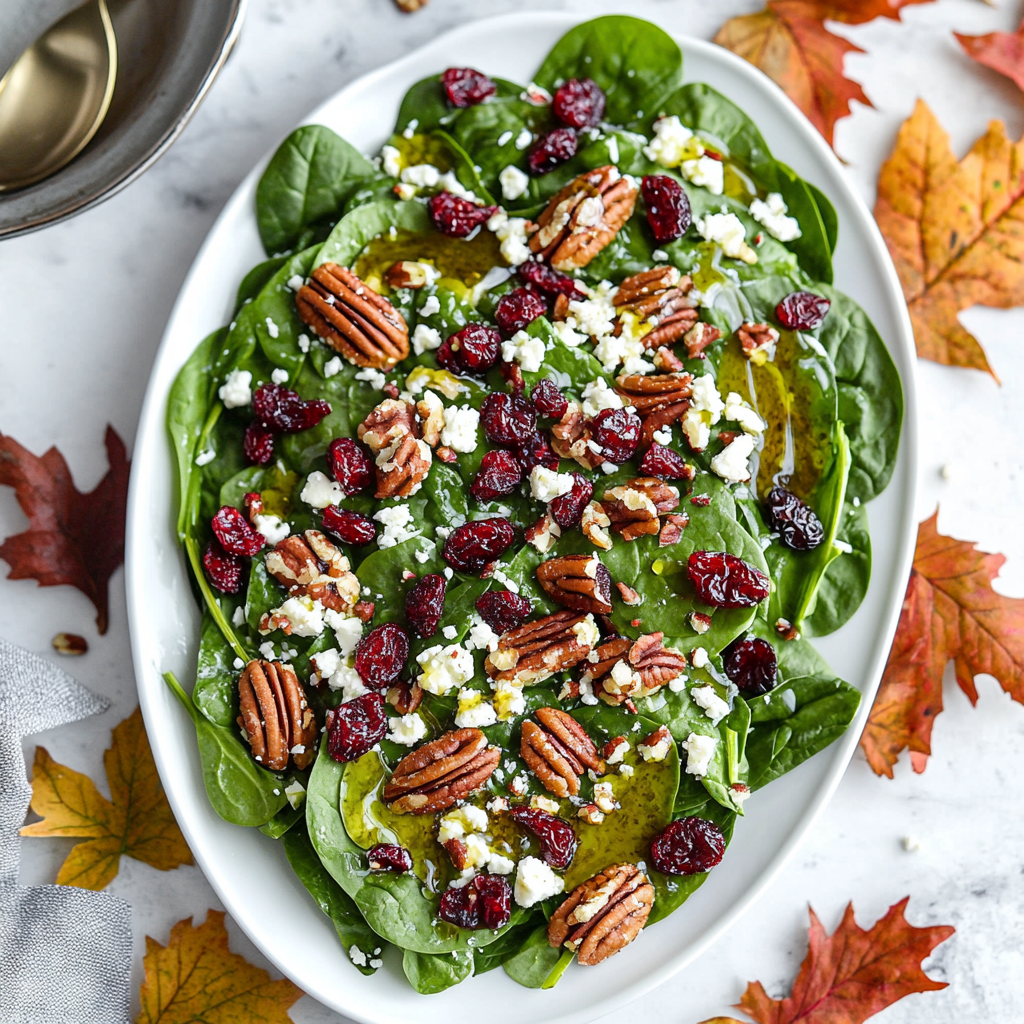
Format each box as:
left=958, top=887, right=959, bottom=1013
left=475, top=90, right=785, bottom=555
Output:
left=0, top=0, right=245, bottom=239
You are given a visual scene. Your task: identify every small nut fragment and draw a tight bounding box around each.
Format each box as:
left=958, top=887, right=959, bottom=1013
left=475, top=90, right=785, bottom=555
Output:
left=374, top=433, right=432, bottom=498
left=384, top=260, right=435, bottom=289
left=386, top=680, right=424, bottom=715
left=444, top=838, right=469, bottom=870
left=548, top=863, right=654, bottom=965
left=616, top=582, right=641, bottom=606
left=536, top=554, right=613, bottom=614
left=52, top=632, right=87, bottom=656
left=237, top=659, right=318, bottom=771
left=394, top=0, right=429, bottom=10
left=521, top=706, right=605, bottom=798
left=658, top=512, right=690, bottom=547
left=296, top=263, right=410, bottom=369
left=357, top=398, right=419, bottom=454
left=550, top=401, right=600, bottom=469
left=653, top=346, right=685, bottom=372
left=578, top=803, right=605, bottom=825
left=416, top=391, right=444, bottom=447
left=738, top=321, right=780, bottom=363
left=485, top=610, right=598, bottom=685
left=581, top=502, right=613, bottom=550
left=264, top=531, right=359, bottom=613
left=384, top=728, right=500, bottom=815
left=682, top=320, right=723, bottom=360
left=525, top=514, right=562, bottom=554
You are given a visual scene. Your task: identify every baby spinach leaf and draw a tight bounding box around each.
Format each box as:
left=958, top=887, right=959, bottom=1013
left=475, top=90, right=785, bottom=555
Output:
left=804, top=499, right=872, bottom=636
left=403, top=948, right=474, bottom=993
left=394, top=76, right=523, bottom=137
left=282, top=819, right=383, bottom=975
left=235, top=257, right=289, bottom=314
left=259, top=801, right=304, bottom=839
left=533, top=16, right=683, bottom=127
left=193, top=610, right=239, bottom=728
left=472, top=915, right=542, bottom=975
left=502, top=924, right=566, bottom=989
left=256, top=125, right=376, bottom=256
left=316, top=198, right=430, bottom=270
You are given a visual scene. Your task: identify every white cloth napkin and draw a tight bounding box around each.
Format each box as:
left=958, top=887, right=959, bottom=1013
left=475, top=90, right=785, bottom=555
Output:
left=0, top=0, right=89, bottom=84
left=0, top=637, right=131, bottom=1024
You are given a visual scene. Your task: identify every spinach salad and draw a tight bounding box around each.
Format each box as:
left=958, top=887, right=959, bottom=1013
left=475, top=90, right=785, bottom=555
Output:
left=165, top=16, right=902, bottom=995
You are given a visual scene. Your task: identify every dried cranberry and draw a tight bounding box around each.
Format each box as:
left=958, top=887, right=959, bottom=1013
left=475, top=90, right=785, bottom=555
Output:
left=764, top=487, right=824, bottom=551
left=437, top=323, right=501, bottom=375
left=354, top=623, right=409, bottom=688
left=440, top=67, right=497, bottom=108
left=438, top=873, right=512, bottom=930
left=471, top=449, right=523, bottom=502
left=325, top=693, right=387, bottom=763
left=327, top=437, right=373, bottom=495
left=480, top=392, right=537, bottom=447
left=475, top=589, right=531, bottom=634
left=639, top=443, right=692, bottom=480
left=528, top=128, right=578, bottom=176
left=517, top=260, right=585, bottom=300
left=253, top=384, right=331, bottom=433
left=650, top=817, right=726, bottom=875
left=516, top=432, right=560, bottom=473
left=776, top=291, right=831, bottom=331
left=405, top=574, right=447, bottom=638
left=531, top=378, right=568, bottom=419
left=591, top=408, right=642, bottom=464
left=509, top=807, right=578, bottom=869
left=641, top=175, right=692, bottom=244
left=688, top=551, right=770, bottom=608
left=367, top=843, right=413, bottom=873
left=211, top=505, right=265, bottom=557
left=552, top=77, right=606, bottom=129
left=495, top=287, right=547, bottom=336
left=428, top=192, right=497, bottom=238
left=548, top=471, right=593, bottom=528
left=243, top=421, right=275, bottom=465
left=321, top=506, right=376, bottom=545
left=723, top=635, right=778, bottom=695
left=202, top=540, right=244, bottom=594
left=443, top=518, right=516, bottom=575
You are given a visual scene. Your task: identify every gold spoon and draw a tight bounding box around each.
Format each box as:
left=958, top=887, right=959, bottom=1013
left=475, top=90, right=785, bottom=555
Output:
left=0, top=0, right=117, bottom=192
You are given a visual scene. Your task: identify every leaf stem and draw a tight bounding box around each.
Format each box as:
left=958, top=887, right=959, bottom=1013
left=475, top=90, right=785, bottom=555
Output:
left=184, top=536, right=251, bottom=663
left=541, top=949, right=574, bottom=989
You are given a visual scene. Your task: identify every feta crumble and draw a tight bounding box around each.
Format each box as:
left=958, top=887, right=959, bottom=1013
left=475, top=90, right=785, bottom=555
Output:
left=724, top=392, right=765, bottom=435
left=681, top=373, right=725, bottom=451
left=301, top=470, right=344, bottom=508
left=710, top=432, right=757, bottom=484
left=682, top=155, right=724, bottom=194
left=373, top=504, right=420, bottom=548
left=387, top=713, right=428, bottom=746
left=218, top=368, right=252, bottom=409
left=749, top=192, right=802, bottom=242
left=416, top=643, right=475, bottom=695
left=499, top=165, right=530, bottom=201
left=455, top=688, right=498, bottom=728
left=690, top=685, right=730, bottom=725
left=514, top=856, right=564, bottom=908
left=581, top=377, right=624, bottom=418
left=440, top=404, right=480, bottom=452
left=683, top=732, right=718, bottom=777
left=529, top=465, right=575, bottom=502
left=695, top=211, right=758, bottom=265
left=253, top=514, right=290, bottom=544
left=501, top=329, right=547, bottom=373
left=412, top=323, right=443, bottom=355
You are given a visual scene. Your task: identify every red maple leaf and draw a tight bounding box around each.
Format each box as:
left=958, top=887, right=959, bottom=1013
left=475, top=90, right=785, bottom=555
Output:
left=861, top=510, right=1024, bottom=777
left=957, top=18, right=1024, bottom=94
left=0, top=427, right=129, bottom=634
left=734, top=898, right=954, bottom=1024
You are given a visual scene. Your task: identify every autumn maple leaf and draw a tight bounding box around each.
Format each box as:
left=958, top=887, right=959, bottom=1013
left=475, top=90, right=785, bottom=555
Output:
left=957, top=17, right=1024, bottom=95
left=861, top=511, right=1024, bottom=776
left=874, top=100, right=1024, bottom=379
left=0, top=426, right=129, bottom=633
left=714, top=1, right=934, bottom=146
left=137, top=910, right=302, bottom=1024
left=21, top=707, right=193, bottom=889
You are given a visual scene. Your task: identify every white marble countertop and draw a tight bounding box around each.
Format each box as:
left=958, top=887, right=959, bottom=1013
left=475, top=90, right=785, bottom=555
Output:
left=4, top=0, right=1024, bottom=1019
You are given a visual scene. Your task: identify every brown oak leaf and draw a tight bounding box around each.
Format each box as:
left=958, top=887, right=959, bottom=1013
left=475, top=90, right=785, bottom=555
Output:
left=136, top=910, right=302, bottom=1024
left=874, top=99, right=1024, bottom=379
left=0, top=425, right=129, bottom=633
left=725, top=898, right=953, bottom=1024
left=957, top=17, right=1024, bottom=94
left=861, top=511, right=1024, bottom=777
left=714, top=1, right=934, bottom=147
left=21, top=707, right=192, bottom=889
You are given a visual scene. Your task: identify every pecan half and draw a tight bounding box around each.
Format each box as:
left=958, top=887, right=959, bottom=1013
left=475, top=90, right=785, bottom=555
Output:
left=296, top=263, right=410, bottom=369
left=601, top=478, right=679, bottom=541
left=536, top=554, right=613, bottom=614
left=584, top=632, right=687, bottom=705
left=683, top=321, right=722, bottom=360
left=485, top=610, right=598, bottom=685
left=237, top=659, right=317, bottom=771
left=384, top=728, right=500, bottom=815
left=374, top=432, right=432, bottom=498
left=520, top=707, right=605, bottom=798
left=615, top=372, right=693, bottom=445
left=530, top=166, right=638, bottom=272
left=738, top=321, right=780, bottom=362
left=357, top=398, right=419, bottom=454
left=264, top=530, right=360, bottom=613
left=613, top=267, right=700, bottom=350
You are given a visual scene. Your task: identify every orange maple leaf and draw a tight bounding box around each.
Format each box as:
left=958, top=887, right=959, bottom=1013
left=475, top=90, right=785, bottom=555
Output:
left=861, top=511, right=1024, bottom=777
left=957, top=17, right=1024, bottom=95
left=874, top=99, right=1024, bottom=379
left=714, top=1, right=934, bottom=146
left=731, top=898, right=953, bottom=1024
left=0, top=426, right=129, bottom=633
left=136, top=910, right=302, bottom=1024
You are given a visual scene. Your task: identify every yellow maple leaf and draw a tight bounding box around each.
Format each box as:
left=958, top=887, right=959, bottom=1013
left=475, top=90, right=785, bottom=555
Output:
left=21, top=706, right=192, bottom=889
left=137, top=910, right=302, bottom=1024
left=874, top=99, right=1024, bottom=379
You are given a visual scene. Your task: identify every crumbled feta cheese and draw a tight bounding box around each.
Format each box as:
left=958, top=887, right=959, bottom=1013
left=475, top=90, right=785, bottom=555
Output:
left=394, top=182, right=417, bottom=201
left=416, top=643, right=475, bottom=695
left=287, top=275, right=305, bottom=292
left=619, top=763, right=635, bottom=778
left=381, top=145, right=402, bottom=177
left=271, top=366, right=288, bottom=383
left=297, top=333, right=310, bottom=353
left=515, top=128, right=533, bottom=150
left=487, top=211, right=533, bottom=266
left=491, top=679, right=526, bottom=720
left=350, top=945, right=369, bottom=967
left=253, top=514, right=290, bottom=545
left=284, top=779, right=306, bottom=809
left=551, top=318, right=589, bottom=347
left=465, top=616, right=500, bottom=653
left=691, top=685, right=730, bottom=724
left=638, top=732, right=672, bottom=762
left=652, top=249, right=669, bottom=261
left=571, top=614, right=600, bottom=649
left=440, top=404, right=480, bottom=452
left=567, top=282, right=618, bottom=339
left=265, top=319, right=281, bottom=340
left=681, top=373, right=725, bottom=451
left=387, top=713, right=428, bottom=746
left=437, top=171, right=478, bottom=202
left=691, top=646, right=710, bottom=669
left=329, top=664, right=369, bottom=701
left=749, top=192, right=801, bottom=242
left=902, top=835, right=922, bottom=853
left=501, top=329, right=547, bottom=373
left=273, top=596, right=324, bottom=637
left=652, top=427, right=672, bottom=446
left=218, top=368, right=252, bottom=409
left=412, top=323, right=443, bottom=355
left=682, top=155, right=724, bottom=194
left=373, top=504, right=420, bottom=548
left=581, top=378, right=624, bottom=418
left=499, top=165, right=530, bottom=201
left=509, top=775, right=528, bottom=796
left=710, top=432, right=757, bottom=484
left=529, top=465, right=574, bottom=502
left=324, top=609, right=363, bottom=655
left=400, top=163, right=441, bottom=188
left=592, top=317, right=654, bottom=375
left=356, top=367, right=387, bottom=390
left=438, top=805, right=488, bottom=843
left=644, top=116, right=696, bottom=166
left=323, top=356, right=344, bottom=378
left=683, top=732, right=718, bottom=777
left=195, top=449, right=215, bottom=466
left=695, top=211, right=758, bottom=265
left=232, top=607, right=245, bottom=628
left=497, top=130, right=513, bottom=147
left=724, top=392, right=765, bottom=435
left=441, top=625, right=458, bottom=640
left=311, top=648, right=341, bottom=678
left=488, top=853, right=515, bottom=875
left=420, top=294, right=441, bottom=317
left=514, top=856, right=564, bottom=908
left=301, top=470, right=344, bottom=508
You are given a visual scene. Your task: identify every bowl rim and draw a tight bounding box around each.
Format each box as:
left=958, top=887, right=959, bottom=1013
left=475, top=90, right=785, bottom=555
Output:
left=126, top=11, right=919, bottom=1021
left=0, top=0, right=248, bottom=241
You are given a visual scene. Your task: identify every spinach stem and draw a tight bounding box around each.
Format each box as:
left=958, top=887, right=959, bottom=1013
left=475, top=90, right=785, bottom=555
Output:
left=541, top=949, right=574, bottom=989
left=185, top=535, right=252, bottom=663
